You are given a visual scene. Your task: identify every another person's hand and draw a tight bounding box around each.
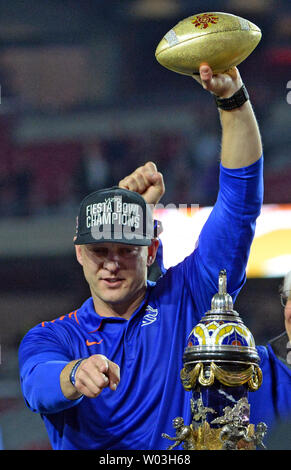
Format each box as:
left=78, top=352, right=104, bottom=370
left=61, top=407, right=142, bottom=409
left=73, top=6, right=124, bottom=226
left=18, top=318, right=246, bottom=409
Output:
left=119, top=161, right=165, bottom=206
left=193, top=64, right=243, bottom=99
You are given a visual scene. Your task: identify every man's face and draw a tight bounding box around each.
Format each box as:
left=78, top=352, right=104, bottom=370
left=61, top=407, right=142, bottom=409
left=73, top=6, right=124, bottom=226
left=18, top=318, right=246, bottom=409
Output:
left=285, top=298, right=291, bottom=342
left=75, top=241, right=156, bottom=316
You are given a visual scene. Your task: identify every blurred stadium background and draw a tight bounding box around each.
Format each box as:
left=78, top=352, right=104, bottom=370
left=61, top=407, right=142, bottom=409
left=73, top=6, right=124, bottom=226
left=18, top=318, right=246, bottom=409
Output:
left=0, top=0, right=291, bottom=450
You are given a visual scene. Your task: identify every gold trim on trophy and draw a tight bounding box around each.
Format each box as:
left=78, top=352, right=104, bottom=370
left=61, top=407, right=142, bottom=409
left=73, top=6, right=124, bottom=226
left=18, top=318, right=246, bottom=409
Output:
left=248, top=365, right=263, bottom=391
left=180, top=362, right=263, bottom=390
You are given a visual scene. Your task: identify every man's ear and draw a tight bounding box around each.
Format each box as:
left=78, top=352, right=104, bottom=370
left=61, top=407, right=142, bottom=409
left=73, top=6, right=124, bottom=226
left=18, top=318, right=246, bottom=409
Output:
left=147, top=238, right=159, bottom=266
left=75, top=244, right=84, bottom=266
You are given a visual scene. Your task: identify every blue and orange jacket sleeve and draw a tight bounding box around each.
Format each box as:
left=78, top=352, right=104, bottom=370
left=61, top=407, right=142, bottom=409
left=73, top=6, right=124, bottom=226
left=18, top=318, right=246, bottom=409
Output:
left=18, top=321, right=84, bottom=414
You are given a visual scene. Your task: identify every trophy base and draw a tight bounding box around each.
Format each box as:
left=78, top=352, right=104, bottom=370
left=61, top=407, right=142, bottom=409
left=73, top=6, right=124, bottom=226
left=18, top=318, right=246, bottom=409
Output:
left=190, top=422, right=255, bottom=450
left=162, top=396, right=267, bottom=450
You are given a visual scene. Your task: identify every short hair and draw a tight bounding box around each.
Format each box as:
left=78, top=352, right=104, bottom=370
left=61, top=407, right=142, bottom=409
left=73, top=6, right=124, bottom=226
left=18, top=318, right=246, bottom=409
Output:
left=283, top=271, right=291, bottom=293
left=279, top=270, right=291, bottom=304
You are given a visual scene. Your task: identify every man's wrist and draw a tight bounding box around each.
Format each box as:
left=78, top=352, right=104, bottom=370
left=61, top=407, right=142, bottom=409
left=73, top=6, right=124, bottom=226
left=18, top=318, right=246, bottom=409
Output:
left=214, top=85, right=249, bottom=111
left=60, top=360, right=84, bottom=400
left=70, top=358, right=85, bottom=386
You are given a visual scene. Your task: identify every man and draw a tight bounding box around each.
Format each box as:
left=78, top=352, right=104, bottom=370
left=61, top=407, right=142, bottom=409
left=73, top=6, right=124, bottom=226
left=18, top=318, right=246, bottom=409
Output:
left=274, top=270, right=291, bottom=342
left=262, top=270, right=291, bottom=449
left=262, top=271, right=291, bottom=365
left=19, top=64, right=264, bottom=450
left=246, top=270, right=291, bottom=430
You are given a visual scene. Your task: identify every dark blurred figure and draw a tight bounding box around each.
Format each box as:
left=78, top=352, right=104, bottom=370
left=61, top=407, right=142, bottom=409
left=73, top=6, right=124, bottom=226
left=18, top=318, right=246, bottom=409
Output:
left=75, top=140, right=110, bottom=199
left=104, top=133, right=131, bottom=185
left=0, top=159, right=14, bottom=216
left=10, top=151, right=33, bottom=217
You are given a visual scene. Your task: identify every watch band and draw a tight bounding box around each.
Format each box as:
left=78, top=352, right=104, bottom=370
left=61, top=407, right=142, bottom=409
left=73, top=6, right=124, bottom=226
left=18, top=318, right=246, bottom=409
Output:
left=70, top=358, right=85, bottom=386
left=214, top=84, right=249, bottom=110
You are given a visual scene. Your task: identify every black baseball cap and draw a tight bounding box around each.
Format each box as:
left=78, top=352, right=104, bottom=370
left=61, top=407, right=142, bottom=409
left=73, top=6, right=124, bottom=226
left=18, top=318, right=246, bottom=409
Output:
left=74, top=186, right=156, bottom=246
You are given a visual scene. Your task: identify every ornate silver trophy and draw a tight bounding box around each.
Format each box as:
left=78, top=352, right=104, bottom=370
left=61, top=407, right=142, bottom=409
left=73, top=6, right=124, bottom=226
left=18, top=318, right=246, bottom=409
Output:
left=163, top=270, right=267, bottom=450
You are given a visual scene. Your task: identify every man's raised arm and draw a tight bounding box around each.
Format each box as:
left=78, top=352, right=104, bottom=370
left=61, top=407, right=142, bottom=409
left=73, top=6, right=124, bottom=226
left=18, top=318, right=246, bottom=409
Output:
left=194, top=65, right=262, bottom=168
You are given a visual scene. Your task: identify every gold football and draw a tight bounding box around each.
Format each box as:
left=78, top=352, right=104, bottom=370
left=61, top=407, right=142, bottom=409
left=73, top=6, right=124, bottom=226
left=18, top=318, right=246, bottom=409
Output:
left=155, top=12, right=262, bottom=75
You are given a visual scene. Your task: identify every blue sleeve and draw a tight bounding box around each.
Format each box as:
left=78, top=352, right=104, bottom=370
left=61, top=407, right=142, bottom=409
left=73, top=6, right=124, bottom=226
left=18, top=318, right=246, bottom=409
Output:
left=191, top=156, right=263, bottom=312
left=157, top=156, right=263, bottom=316
left=253, top=345, right=291, bottom=426
left=18, top=324, right=84, bottom=414
left=155, top=238, right=166, bottom=275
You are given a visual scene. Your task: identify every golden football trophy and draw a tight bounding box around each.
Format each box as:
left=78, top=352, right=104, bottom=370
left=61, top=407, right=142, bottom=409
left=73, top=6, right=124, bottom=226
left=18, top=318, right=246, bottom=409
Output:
left=155, top=11, right=262, bottom=75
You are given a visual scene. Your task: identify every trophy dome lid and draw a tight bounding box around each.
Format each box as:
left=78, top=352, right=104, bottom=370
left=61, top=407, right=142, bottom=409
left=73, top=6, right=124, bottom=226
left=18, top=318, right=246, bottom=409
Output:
left=184, top=270, right=260, bottom=365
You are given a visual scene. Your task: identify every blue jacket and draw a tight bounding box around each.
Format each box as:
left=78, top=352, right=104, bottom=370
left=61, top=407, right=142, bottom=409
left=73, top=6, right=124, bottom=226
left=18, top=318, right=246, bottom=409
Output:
left=19, top=156, right=289, bottom=450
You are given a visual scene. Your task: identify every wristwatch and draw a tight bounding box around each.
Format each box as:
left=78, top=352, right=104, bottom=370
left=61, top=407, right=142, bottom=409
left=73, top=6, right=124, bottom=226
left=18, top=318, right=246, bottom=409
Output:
left=214, top=84, right=249, bottom=111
